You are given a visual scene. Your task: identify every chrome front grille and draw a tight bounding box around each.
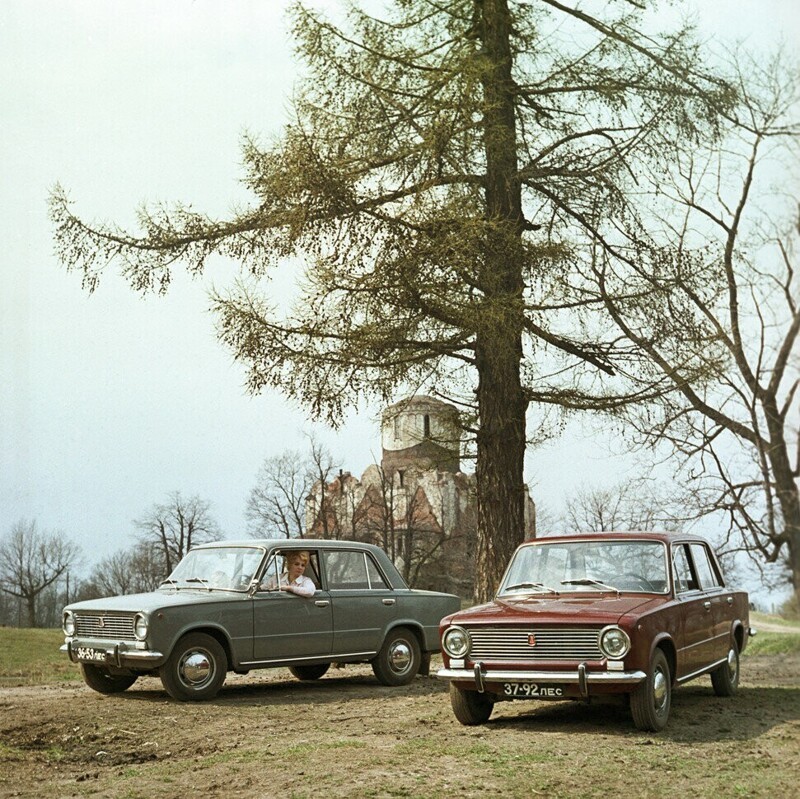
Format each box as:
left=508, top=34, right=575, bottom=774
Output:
left=75, top=613, right=136, bottom=640
left=466, top=626, right=602, bottom=661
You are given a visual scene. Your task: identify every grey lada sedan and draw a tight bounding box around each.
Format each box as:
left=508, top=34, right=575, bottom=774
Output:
left=61, top=539, right=460, bottom=701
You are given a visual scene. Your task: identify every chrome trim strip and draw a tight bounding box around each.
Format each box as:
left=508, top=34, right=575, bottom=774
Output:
left=239, top=650, right=376, bottom=667
left=437, top=667, right=646, bottom=685
left=676, top=657, right=727, bottom=684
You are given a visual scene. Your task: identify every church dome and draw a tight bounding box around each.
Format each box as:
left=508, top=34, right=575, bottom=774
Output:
left=381, top=395, right=461, bottom=474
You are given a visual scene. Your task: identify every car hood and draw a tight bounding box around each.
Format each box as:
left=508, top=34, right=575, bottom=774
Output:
left=65, top=589, right=246, bottom=614
left=452, top=594, right=658, bottom=626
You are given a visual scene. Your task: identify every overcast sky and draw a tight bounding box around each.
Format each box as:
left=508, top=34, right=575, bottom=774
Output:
left=1, top=1, right=797, bottom=604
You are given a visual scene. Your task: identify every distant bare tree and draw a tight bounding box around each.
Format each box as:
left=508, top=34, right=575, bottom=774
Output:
left=306, top=437, right=342, bottom=539
left=0, top=519, right=79, bottom=627
left=562, top=482, right=682, bottom=534
left=81, top=541, right=166, bottom=599
left=246, top=450, right=313, bottom=538
left=136, top=492, right=220, bottom=575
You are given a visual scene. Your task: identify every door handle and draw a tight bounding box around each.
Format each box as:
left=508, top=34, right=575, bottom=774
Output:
left=382, top=598, right=396, bottom=606
left=703, top=601, right=712, bottom=610
left=314, top=600, right=330, bottom=608
left=727, top=596, right=734, bottom=605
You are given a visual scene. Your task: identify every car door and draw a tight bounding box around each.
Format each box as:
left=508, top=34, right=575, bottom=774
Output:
left=672, top=542, right=715, bottom=678
left=689, top=542, right=729, bottom=664
left=322, top=549, right=398, bottom=657
left=251, top=550, right=333, bottom=662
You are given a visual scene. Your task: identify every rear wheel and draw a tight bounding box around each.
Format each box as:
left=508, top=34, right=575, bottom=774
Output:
left=160, top=632, right=227, bottom=701
left=450, top=684, right=494, bottom=725
left=630, top=648, right=671, bottom=731
left=711, top=640, right=740, bottom=697
left=79, top=663, right=137, bottom=694
left=371, top=627, right=421, bottom=686
left=288, top=663, right=330, bottom=681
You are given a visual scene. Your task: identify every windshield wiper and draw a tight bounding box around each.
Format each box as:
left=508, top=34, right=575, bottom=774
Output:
left=159, top=577, right=179, bottom=589
left=185, top=577, right=212, bottom=591
left=503, top=581, right=560, bottom=595
left=560, top=578, right=620, bottom=595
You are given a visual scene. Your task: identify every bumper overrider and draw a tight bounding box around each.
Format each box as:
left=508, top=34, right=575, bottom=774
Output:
left=437, top=662, right=646, bottom=697
left=62, top=639, right=164, bottom=669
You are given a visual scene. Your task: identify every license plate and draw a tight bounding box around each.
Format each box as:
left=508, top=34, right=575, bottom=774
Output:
left=75, top=647, right=107, bottom=662
left=502, top=682, right=564, bottom=698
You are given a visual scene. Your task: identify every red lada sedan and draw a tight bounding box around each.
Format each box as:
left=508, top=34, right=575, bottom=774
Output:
left=438, top=532, right=754, bottom=731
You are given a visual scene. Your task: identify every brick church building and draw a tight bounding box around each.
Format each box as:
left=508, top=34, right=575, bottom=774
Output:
left=306, top=396, right=536, bottom=597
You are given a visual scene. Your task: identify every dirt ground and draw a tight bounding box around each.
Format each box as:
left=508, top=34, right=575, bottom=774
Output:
left=1, top=654, right=798, bottom=799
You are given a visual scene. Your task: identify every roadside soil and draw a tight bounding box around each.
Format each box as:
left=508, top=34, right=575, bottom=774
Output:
left=1, top=654, right=798, bottom=799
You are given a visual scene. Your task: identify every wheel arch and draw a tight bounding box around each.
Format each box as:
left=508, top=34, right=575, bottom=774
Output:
left=387, top=620, right=425, bottom=650
left=171, top=625, right=233, bottom=671
left=653, top=634, right=677, bottom=685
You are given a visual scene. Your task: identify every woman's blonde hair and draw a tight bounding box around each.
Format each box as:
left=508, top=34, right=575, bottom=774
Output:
left=286, top=550, right=310, bottom=564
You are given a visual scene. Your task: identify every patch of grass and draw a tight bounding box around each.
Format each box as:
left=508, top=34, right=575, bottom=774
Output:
left=744, top=631, right=800, bottom=656
left=0, top=627, right=81, bottom=685
left=751, top=611, right=800, bottom=630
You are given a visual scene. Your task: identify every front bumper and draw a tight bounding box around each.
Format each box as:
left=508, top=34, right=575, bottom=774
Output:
left=437, top=663, right=646, bottom=697
left=62, top=638, right=164, bottom=669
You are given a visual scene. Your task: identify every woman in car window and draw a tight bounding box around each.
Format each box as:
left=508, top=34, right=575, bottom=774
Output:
left=261, top=550, right=316, bottom=597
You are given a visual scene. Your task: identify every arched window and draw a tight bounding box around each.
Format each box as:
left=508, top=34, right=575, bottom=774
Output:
left=423, top=414, right=431, bottom=438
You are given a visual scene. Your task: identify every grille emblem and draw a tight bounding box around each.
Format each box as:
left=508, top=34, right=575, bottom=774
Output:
left=528, top=633, right=537, bottom=647
left=98, top=616, right=105, bottom=629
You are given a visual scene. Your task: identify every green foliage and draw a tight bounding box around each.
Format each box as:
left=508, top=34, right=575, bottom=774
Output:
left=49, top=0, right=736, bottom=424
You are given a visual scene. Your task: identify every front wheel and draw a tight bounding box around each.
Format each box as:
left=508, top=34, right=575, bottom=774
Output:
left=450, top=684, right=494, bottom=725
left=711, top=640, right=740, bottom=697
left=160, top=632, right=227, bottom=701
left=79, top=663, right=137, bottom=694
left=371, top=627, right=421, bottom=686
left=288, top=663, right=330, bottom=681
left=630, top=648, right=672, bottom=732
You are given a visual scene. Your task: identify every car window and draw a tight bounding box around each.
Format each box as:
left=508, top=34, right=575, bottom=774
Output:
left=672, top=544, right=698, bottom=593
left=366, top=556, right=389, bottom=589
left=259, top=550, right=322, bottom=589
left=324, top=550, right=377, bottom=590
left=690, top=543, right=722, bottom=589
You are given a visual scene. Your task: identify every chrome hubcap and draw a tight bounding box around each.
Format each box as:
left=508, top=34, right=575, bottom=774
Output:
left=727, top=648, right=737, bottom=677
left=652, top=668, right=668, bottom=711
left=389, top=641, right=412, bottom=674
left=180, top=650, right=213, bottom=687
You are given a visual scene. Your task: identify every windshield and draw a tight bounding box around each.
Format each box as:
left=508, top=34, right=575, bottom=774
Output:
left=166, top=546, right=266, bottom=591
left=499, top=539, right=669, bottom=595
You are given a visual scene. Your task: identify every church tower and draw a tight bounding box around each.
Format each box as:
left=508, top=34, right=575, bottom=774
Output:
left=380, top=395, right=461, bottom=475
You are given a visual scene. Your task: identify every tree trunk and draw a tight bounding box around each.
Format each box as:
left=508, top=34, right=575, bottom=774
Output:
left=474, top=0, right=528, bottom=603
left=26, top=594, right=37, bottom=628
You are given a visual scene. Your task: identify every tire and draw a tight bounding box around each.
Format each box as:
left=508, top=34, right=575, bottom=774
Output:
left=288, top=663, right=330, bottom=681
left=79, top=663, right=137, bottom=694
left=371, top=627, right=421, bottom=686
left=711, top=640, right=740, bottom=697
left=160, top=632, right=227, bottom=701
left=450, top=683, right=494, bottom=725
left=630, top=648, right=672, bottom=732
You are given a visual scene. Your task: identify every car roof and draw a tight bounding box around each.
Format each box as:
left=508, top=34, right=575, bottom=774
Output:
left=192, top=539, right=387, bottom=553
left=524, top=530, right=711, bottom=545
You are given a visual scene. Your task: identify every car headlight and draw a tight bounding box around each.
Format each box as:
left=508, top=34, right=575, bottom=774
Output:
left=133, top=613, right=149, bottom=641
left=599, top=625, right=630, bottom=659
left=443, top=626, right=470, bottom=658
left=62, top=610, right=75, bottom=637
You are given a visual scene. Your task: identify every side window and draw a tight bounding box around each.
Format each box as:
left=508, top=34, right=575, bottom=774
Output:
left=324, top=551, right=369, bottom=590
left=690, top=544, right=722, bottom=590
left=672, top=545, right=697, bottom=593
left=366, top=556, right=389, bottom=589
